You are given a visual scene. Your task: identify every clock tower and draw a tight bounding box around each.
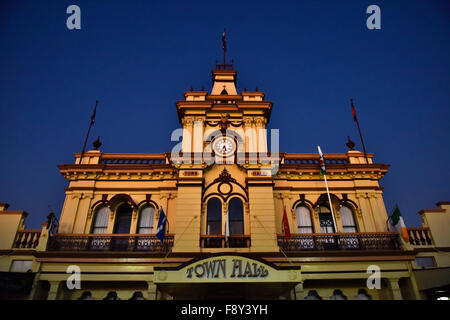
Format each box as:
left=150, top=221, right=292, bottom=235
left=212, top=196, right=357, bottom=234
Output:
left=176, top=64, right=273, bottom=162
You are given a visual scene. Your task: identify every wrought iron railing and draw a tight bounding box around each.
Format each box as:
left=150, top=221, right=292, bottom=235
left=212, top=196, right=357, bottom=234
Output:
left=277, top=232, right=400, bottom=251
left=14, top=230, right=41, bottom=249
left=200, top=235, right=251, bottom=248
left=47, top=234, right=174, bottom=252
left=407, top=227, right=433, bottom=246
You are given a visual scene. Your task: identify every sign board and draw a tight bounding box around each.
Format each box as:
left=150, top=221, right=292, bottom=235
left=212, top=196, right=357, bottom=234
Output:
left=154, top=255, right=301, bottom=284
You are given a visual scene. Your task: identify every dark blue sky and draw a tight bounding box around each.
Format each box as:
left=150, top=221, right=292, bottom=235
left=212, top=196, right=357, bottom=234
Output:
left=1, top=0, right=449, bottom=229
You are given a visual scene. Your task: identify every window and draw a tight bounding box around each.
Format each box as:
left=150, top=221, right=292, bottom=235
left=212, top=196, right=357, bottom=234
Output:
left=92, top=206, right=110, bottom=234
left=228, top=198, right=244, bottom=235
left=138, top=206, right=155, bottom=234
left=10, top=260, right=32, bottom=272
left=416, top=256, right=436, bottom=268
left=296, top=206, right=313, bottom=233
left=129, top=291, right=146, bottom=300
left=114, top=203, right=132, bottom=234
left=304, top=290, right=322, bottom=300
left=355, top=289, right=372, bottom=300
left=319, top=206, right=335, bottom=233
left=207, top=198, right=222, bottom=235
left=340, top=206, right=357, bottom=232
left=78, top=291, right=94, bottom=300
left=330, top=289, right=347, bottom=300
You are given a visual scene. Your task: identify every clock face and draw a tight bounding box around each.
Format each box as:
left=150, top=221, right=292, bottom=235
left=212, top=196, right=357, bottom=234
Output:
left=214, top=138, right=235, bottom=156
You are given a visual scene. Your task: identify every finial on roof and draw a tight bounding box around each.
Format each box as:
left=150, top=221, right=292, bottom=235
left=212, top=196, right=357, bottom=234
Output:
left=255, top=87, right=258, bottom=92
left=346, top=136, right=355, bottom=150
left=93, top=136, right=102, bottom=150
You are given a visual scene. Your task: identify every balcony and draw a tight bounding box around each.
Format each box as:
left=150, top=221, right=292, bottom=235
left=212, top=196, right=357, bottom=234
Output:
left=277, top=232, right=400, bottom=252
left=200, top=235, right=251, bottom=248
left=47, top=234, right=174, bottom=252
left=14, top=230, right=41, bottom=249
left=407, top=227, right=433, bottom=246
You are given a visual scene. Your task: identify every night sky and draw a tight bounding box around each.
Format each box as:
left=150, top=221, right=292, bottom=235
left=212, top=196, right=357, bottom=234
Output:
left=1, top=0, right=449, bottom=229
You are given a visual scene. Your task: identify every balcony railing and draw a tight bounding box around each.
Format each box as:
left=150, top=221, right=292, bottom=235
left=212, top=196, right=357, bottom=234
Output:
left=47, top=234, right=174, bottom=252
left=277, top=232, right=400, bottom=252
left=200, top=235, right=251, bottom=248
left=283, top=154, right=349, bottom=165
left=407, top=227, right=433, bottom=246
left=99, top=154, right=167, bottom=165
left=14, top=230, right=41, bottom=249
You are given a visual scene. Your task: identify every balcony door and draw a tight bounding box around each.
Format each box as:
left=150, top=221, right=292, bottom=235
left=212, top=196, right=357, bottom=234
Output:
left=318, top=206, right=335, bottom=233
left=114, top=204, right=133, bottom=234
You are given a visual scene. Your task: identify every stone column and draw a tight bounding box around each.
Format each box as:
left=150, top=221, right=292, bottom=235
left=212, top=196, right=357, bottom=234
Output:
left=192, top=117, right=204, bottom=153
left=244, top=118, right=256, bottom=154
left=251, top=120, right=258, bottom=155
left=256, top=117, right=268, bottom=155
left=311, top=206, right=321, bottom=233
left=181, top=117, right=194, bottom=156
left=294, top=282, right=306, bottom=300
left=47, top=281, right=61, bottom=300
left=387, top=278, right=403, bottom=300
left=107, top=205, right=115, bottom=234
left=248, top=185, right=278, bottom=252
left=147, top=282, right=157, bottom=300
left=130, top=207, right=139, bottom=233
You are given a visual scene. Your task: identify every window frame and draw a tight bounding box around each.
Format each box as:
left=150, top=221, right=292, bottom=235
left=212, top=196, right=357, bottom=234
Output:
left=137, top=205, right=156, bottom=234
left=91, top=205, right=111, bottom=234
left=228, top=197, right=244, bottom=235
left=206, top=197, right=223, bottom=235
left=295, top=205, right=313, bottom=234
left=340, top=206, right=358, bottom=233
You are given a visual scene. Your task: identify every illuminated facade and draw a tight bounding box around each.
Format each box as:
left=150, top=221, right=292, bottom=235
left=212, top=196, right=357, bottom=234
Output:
left=1, top=62, right=448, bottom=300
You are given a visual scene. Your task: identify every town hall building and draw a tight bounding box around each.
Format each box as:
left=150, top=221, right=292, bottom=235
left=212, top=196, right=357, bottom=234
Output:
left=1, top=58, right=449, bottom=300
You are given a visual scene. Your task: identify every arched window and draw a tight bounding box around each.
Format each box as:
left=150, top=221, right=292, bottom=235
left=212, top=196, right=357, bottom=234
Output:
left=296, top=206, right=313, bottom=233
left=228, top=198, right=244, bottom=235
left=92, top=206, right=110, bottom=234
left=114, top=203, right=132, bottom=234
left=330, top=289, right=347, bottom=300
left=318, top=206, right=335, bottom=233
left=355, top=289, right=372, bottom=300
left=138, top=206, right=155, bottom=234
left=304, top=290, right=322, bottom=300
left=78, top=291, right=94, bottom=300
left=207, top=198, right=222, bottom=235
left=340, top=206, right=357, bottom=232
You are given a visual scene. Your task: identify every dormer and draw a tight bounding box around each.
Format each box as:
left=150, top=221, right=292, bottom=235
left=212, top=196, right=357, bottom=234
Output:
left=210, top=68, right=238, bottom=96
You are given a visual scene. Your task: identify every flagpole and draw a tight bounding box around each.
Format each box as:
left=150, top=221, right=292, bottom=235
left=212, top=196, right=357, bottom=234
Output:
left=318, top=146, right=338, bottom=232
left=350, top=99, right=368, bottom=164
left=222, top=28, right=226, bottom=65
left=79, top=100, right=99, bottom=164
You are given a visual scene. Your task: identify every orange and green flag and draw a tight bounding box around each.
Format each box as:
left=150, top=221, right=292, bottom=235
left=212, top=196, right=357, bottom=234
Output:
left=390, top=206, right=409, bottom=242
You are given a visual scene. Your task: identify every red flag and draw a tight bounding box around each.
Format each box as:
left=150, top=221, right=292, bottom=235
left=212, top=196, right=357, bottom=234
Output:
left=282, top=206, right=291, bottom=239
left=351, top=99, right=357, bottom=122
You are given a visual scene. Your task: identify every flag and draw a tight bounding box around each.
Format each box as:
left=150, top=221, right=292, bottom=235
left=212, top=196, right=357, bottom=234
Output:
left=282, top=206, right=291, bottom=239
left=91, top=100, right=98, bottom=124
left=222, top=29, right=226, bottom=52
left=351, top=99, right=357, bottom=122
left=156, top=208, right=167, bottom=243
left=390, top=206, right=409, bottom=242
left=317, top=146, right=326, bottom=175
